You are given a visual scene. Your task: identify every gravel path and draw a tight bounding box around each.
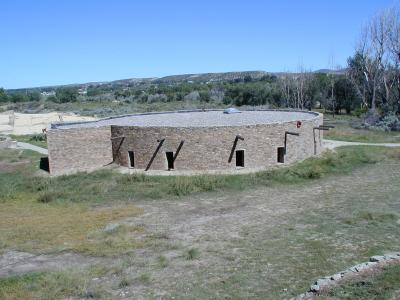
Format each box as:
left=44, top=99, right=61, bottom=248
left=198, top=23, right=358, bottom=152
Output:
left=10, top=142, right=48, bottom=155
left=324, top=139, right=400, bottom=149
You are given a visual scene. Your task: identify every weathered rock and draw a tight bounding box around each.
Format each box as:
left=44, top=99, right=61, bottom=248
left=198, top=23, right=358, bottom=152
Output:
left=331, top=273, right=342, bottom=281
left=370, top=255, right=386, bottom=262
left=104, top=223, right=120, bottom=232
left=316, top=278, right=331, bottom=287
left=354, top=263, right=369, bottom=272
left=384, top=254, right=400, bottom=260
left=348, top=266, right=358, bottom=272
left=310, top=284, right=320, bottom=292
left=366, top=261, right=378, bottom=267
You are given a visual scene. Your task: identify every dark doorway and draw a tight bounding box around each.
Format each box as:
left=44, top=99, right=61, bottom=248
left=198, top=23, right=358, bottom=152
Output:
left=166, top=151, right=174, bottom=170
left=236, top=150, right=244, bottom=167
left=277, top=147, right=285, bottom=163
left=39, top=157, right=49, bottom=172
left=128, top=151, right=135, bottom=168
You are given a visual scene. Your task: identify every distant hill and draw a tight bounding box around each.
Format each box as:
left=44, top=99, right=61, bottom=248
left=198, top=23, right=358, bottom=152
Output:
left=151, top=71, right=268, bottom=84
left=6, top=69, right=344, bottom=92
left=313, top=68, right=347, bottom=75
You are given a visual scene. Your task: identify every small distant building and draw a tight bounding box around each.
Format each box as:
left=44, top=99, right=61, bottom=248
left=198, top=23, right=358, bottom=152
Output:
left=78, top=88, right=87, bottom=95
left=41, top=91, right=56, bottom=97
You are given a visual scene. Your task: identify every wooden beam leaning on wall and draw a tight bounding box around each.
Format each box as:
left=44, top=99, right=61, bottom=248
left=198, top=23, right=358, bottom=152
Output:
left=228, top=135, right=244, bottom=163
left=173, top=140, right=185, bottom=162
left=145, top=138, right=165, bottom=171
left=104, top=136, right=126, bottom=166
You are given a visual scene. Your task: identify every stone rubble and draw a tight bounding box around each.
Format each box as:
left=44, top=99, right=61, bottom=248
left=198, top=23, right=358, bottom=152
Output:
left=291, top=252, right=400, bottom=300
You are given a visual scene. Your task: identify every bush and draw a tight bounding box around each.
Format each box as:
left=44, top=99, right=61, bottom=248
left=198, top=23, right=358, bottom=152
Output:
left=29, top=134, right=46, bottom=142
left=374, top=114, right=400, bottom=132
left=169, top=175, right=225, bottom=196
left=186, top=248, right=200, bottom=260
left=56, top=87, right=79, bottom=103
left=352, top=107, right=368, bottom=117
left=169, top=177, right=196, bottom=196
left=37, top=191, right=61, bottom=203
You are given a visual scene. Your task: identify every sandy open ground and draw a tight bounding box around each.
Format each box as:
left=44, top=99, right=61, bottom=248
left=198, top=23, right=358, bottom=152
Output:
left=0, top=111, right=96, bottom=135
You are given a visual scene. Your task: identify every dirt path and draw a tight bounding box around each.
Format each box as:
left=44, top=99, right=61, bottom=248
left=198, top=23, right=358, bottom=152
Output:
left=0, top=251, right=103, bottom=277
left=323, top=139, right=400, bottom=149
left=10, top=141, right=48, bottom=155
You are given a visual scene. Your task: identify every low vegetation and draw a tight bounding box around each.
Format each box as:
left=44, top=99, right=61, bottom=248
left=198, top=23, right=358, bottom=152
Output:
left=0, top=267, right=110, bottom=300
left=322, top=264, right=400, bottom=299
left=1, top=146, right=400, bottom=299
left=9, top=134, right=47, bottom=148
left=0, top=146, right=397, bottom=257
left=323, top=114, right=400, bottom=143
left=0, top=146, right=392, bottom=205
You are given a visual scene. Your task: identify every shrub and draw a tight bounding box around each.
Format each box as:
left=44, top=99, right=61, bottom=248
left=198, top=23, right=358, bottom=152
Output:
left=169, top=177, right=196, bottom=196
left=116, top=174, right=149, bottom=184
left=157, top=255, right=168, bottom=268
left=37, top=192, right=56, bottom=203
left=352, top=106, right=368, bottom=117
left=374, top=114, right=400, bottom=132
left=186, top=248, right=200, bottom=260
left=29, top=134, right=46, bottom=142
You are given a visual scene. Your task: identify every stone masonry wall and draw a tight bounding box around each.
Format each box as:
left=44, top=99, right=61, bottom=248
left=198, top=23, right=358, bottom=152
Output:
left=111, top=114, right=323, bottom=172
left=47, top=126, right=112, bottom=175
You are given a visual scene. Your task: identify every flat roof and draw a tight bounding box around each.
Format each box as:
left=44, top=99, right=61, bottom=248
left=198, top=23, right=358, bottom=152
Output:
left=51, top=109, right=319, bottom=129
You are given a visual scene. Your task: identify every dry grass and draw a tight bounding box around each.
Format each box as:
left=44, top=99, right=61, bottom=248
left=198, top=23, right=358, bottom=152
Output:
left=0, top=196, right=143, bottom=256
left=323, top=114, right=400, bottom=143
left=0, top=266, right=110, bottom=300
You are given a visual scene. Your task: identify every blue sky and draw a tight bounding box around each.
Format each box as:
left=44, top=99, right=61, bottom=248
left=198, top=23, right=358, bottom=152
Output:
left=0, top=0, right=396, bottom=89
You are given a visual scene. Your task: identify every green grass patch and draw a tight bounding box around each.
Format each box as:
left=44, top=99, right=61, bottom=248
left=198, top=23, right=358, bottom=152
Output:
left=323, top=115, right=400, bottom=143
left=1, top=146, right=398, bottom=205
left=186, top=248, right=200, bottom=260
left=10, top=134, right=47, bottom=149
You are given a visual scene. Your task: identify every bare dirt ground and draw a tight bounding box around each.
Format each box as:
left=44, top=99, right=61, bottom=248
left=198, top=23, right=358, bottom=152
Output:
left=0, top=111, right=96, bottom=135
left=2, top=158, right=399, bottom=299
left=0, top=251, right=104, bottom=277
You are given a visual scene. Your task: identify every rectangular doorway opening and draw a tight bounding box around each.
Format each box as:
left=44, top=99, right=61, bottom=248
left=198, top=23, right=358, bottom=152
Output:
left=128, top=151, right=135, bottom=168
left=277, top=147, right=285, bottom=163
left=166, top=151, right=174, bottom=170
left=236, top=150, right=244, bottom=167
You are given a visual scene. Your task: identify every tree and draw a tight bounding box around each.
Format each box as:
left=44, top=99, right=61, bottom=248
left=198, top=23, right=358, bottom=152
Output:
left=10, top=93, right=27, bottom=102
left=334, top=76, right=360, bottom=114
left=0, top=88, right=8, bottom=102
left=199, top=91, right=211, bottom=102
left=388, top=7, right=400, bottom=113
left=56, top=87, right=79, bottom=103
left=47, top=95, right=58, bottom=103
left=348, top=8, right=393, bottom=111
left=27, top=92, right=41, bottom=102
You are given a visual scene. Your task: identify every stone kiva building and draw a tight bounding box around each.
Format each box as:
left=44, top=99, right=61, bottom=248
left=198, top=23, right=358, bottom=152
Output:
left=47, top=109, right=324, bottom=176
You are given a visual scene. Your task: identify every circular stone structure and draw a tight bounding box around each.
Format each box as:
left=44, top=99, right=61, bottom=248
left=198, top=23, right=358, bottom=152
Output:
left=47, top=109, right=323, bottom=175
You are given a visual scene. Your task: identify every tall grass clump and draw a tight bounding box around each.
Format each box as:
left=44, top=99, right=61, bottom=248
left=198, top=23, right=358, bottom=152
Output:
left=168, top=175, right=226, bottom=196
